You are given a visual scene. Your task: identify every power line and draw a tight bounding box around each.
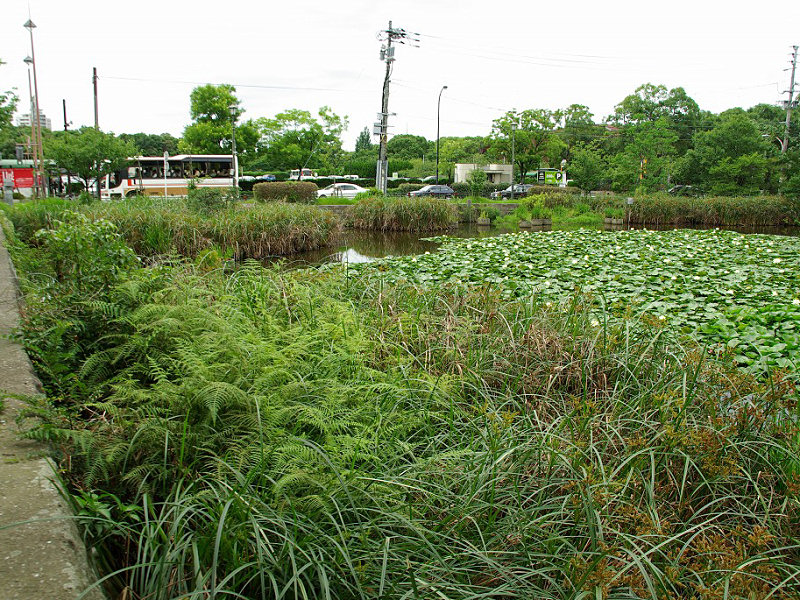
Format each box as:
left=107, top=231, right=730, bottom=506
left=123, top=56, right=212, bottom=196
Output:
left=103, top=75, right=371, bottom=94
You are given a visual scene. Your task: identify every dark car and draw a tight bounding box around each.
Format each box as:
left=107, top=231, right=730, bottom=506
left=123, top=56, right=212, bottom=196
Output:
left=256, top=174, right=277, bottom=182
left=409, top=184, right=455, bottom=198
left=490, top=184, right=534, bottom=200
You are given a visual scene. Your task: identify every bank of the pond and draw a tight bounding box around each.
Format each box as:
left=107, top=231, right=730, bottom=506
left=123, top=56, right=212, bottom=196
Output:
left=4, top=207, right=800, bottom=599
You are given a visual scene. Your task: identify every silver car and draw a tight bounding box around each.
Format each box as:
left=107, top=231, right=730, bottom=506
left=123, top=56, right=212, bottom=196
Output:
left=317, top=183, right=368, bottom=199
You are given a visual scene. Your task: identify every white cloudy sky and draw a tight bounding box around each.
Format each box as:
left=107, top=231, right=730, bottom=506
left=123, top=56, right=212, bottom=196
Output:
left=2, top=0, right=798, bottom=150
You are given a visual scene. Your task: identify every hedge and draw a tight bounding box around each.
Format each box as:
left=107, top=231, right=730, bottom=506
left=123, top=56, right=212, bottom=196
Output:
left=253, top=182, right=318, bottom=204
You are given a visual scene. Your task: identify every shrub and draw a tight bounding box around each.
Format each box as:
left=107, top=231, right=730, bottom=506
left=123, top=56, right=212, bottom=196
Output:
left=253, top=182, right=318, bottom=203
left=350, top=196, right=455, bottom=231
left=186, top=186, right=232, bottom=214
left=396, top=183, right=425, bottom=196
left=466, top=169, right=487, bottom=198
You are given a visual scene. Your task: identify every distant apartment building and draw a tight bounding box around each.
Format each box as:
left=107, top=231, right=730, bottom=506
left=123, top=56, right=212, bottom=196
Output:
left=15, top=111, right=52, bottom=131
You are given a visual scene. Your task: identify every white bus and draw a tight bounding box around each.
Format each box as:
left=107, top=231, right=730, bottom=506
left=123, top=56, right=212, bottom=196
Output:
left=101, top=154, right=234, bottom=199
left=288, top=168, right=318, bottom=180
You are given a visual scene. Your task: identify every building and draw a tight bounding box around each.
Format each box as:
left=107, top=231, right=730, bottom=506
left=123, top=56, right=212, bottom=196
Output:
left=15, top=111, right=52, bottom=131
left=453, top=163, right=512, bottom=184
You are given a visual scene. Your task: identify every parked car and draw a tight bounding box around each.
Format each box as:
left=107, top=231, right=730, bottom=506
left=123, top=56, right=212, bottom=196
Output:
left=316, top=183, right=368, bottom=199
left=667, top=185, right=701, bottom=197
left=490, top=184, right=534, bottom=199
left=256, top=174, right=276, bottom=181
left=409, top=184, right=455, bottom=198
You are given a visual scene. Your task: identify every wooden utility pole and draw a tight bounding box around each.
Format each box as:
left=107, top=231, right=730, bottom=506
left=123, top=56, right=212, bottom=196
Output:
left=93, top=67, right=99, bottom=129
left=781, top=46, right=798, bottom=154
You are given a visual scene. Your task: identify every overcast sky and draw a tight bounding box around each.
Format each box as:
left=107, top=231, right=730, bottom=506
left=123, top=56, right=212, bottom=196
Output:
left=2, top=0, right=798, bottom=150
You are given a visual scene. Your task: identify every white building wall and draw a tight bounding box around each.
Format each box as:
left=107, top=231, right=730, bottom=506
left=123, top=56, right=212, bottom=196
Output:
left=454, top=163, right=513, bottom=184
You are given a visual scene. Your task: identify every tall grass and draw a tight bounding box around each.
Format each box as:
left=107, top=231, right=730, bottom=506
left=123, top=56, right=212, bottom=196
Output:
left=2, top=196, right=340, bottom=259
left=629, top=194, right=800, bottom=227
left=11, top=235, right=800, bottom=599
left=350, top=196, right=456, bottom=231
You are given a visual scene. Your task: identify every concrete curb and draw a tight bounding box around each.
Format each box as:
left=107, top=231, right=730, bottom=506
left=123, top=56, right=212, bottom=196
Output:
left=0, top=223, right=106, bottom=600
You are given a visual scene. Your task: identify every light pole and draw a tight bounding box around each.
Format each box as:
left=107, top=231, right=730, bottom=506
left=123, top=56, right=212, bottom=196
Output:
left=229, top=104, right=239, bottom=198
left=24, top=19, right=47, bottom=197
left=23, top=56, right=39, bottom=198
left=510, top=120, right=517, bottom=201
left=436, top=85, right=447, bottom=184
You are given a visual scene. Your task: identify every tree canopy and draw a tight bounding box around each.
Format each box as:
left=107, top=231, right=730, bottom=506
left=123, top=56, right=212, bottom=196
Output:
left=46, top=127, right=137, bottom=193
left=180, top=84, right=259, bottom=159
left=255, top=107, right=348, bottom=174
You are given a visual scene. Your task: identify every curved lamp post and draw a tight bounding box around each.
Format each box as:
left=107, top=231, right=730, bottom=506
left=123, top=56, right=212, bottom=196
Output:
left=435, top=85, right=447, bottom=184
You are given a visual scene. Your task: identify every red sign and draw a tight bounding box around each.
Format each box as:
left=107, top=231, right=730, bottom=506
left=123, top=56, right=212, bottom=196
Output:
left=0, top=168, right=35, bottom=189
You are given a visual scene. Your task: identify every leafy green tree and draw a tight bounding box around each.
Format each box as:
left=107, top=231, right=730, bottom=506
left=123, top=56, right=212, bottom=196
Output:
left=0, top=59, right=21, bottom=158
left=568, top=146, right=608, bottom=192
left=488, top=109, right=566, bottom=183
left=180, top=84, right=258, bottom=160
left=674, top=110, right=770, bottom=194
left=255, top=106, right=348, bottom=174
left=119, top=132, right=180, bottom=156
left=387, top=134, right=431, bottom=159
left=559, top=104, right=601, bottom=152
left=354, top=127, right=373, bottom=153
left=610, top=118, right=678, bottom=192
left=45, top=127, right=136, bottom=194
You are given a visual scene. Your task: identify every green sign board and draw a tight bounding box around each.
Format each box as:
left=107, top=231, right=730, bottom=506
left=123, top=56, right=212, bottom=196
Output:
left=536, top=169, right=563, bottom=185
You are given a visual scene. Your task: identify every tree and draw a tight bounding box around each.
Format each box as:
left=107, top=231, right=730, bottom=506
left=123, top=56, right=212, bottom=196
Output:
left=610, top=118, right=678, bottom=192
left=387, top=134, right=431, bottom=159
left=0, top=59, right=20, bottom=158
left=354, top=127, right=373, bottom=153
left=559, top=104, right=601, bottom=152
left=488, top=109, right=566, bottom=182
left=119, top=132, right=180, bottom=156
left=568, top=146, right=608, bottom=192
left=45, top=127, right=136, bottom=194
left=180, top=84, right=258, bottom=161
left=255, top=106, right=348, bottom=174
left=674, top=110, right=771, bottom=194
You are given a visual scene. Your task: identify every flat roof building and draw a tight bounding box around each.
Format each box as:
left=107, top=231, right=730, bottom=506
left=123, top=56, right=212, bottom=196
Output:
left=15, top=111, right=52, bottom=131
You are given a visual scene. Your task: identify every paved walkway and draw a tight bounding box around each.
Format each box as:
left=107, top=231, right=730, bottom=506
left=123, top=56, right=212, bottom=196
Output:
left=0, top=223, right=104, bottom=599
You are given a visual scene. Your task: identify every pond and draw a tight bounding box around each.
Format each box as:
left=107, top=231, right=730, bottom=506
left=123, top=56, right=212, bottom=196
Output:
left=276, top=222, right=800, bottom=267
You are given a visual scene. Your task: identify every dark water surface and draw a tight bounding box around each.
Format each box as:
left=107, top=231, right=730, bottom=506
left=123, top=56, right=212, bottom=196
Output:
left=273, top=223, right=800, bottom=268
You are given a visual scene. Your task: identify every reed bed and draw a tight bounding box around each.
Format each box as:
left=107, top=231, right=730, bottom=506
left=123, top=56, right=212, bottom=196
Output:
left=3, top=196, right=340, bottom=259
left=349, top=195, right=456, bottom=231
left=629, top=194, right=800, bottom=227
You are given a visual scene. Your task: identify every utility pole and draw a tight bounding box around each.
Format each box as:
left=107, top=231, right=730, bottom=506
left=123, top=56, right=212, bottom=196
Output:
left=63, top=99, right=72, bottom=195
left=93, top=67, right=99, bottom=129
left=374, top=21, right=418, bottom=194
left=510, top=119, right=517, bottom=201
left=781, top=45, right=798, bottom=154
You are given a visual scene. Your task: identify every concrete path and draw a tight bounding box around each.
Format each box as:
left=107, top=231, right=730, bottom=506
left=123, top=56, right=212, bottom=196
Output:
left=0, top=224, right=105, bottom=599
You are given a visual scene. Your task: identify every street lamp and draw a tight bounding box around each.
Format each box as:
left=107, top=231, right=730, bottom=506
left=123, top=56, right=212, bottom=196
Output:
left=23, top=56, right=39, bottom=198
left=510, top=120, right=517, bottom=201
left=229, top=104, right=239, bottom=198
left=24, top=19, right=47, bottom=197
left=436, top=85, right=447, bottom=184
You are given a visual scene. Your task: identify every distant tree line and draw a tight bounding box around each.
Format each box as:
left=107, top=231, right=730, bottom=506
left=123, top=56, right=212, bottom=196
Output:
left=1, top=78, right=797, bottom=197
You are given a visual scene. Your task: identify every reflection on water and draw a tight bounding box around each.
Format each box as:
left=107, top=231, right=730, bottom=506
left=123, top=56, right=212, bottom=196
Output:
left=270, top=223, right=800, bottom=268
left=274, top=225, right=516, bottom=267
